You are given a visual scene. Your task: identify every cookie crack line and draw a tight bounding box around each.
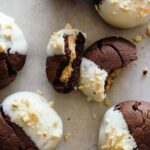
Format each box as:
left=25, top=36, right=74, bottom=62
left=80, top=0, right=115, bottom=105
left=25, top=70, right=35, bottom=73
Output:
left=107, top=44, right=124, bottom=67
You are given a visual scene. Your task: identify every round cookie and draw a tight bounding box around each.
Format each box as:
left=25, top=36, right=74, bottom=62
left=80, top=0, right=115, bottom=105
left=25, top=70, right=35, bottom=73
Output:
left=46, top=24, right=86, bottom=93
left=94, top=0, right=150, bottom=28
left=79, top=37, right=137, bottom=102
left=98, top=101, right=150, bottom=150
left=0, top=12, right=28, bottom=89
left=0, top=91, right=63, bottom=150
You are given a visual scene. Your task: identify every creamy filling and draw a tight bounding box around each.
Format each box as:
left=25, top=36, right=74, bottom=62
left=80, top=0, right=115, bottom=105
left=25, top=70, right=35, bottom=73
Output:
left=47, top=24, right=86, bottom=84
left=79, top=58, right=108, bottom=102
left=98, top=107, right=137, bottom=150
left=2, top=92, right=63, bottom=150
left=0, top=12, right=28, bottom=54
left=60, top=35, right=77, bottom=83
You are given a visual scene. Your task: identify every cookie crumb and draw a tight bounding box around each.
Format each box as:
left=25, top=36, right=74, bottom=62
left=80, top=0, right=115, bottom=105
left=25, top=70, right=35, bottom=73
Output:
left=104, top=98, right=111, bottom=107
left=64, top=133, right=71, bottom=142
left=143, top=67, right=148, bottom=75
left=36, top=89, right=44, bottom=96
left=134, top=35, right=143, bottom=42
left=92, top=113, right=97, bottom=120
left=147, top=26, right=150, bottom=36
left=65, top=23, right=73, bottom=29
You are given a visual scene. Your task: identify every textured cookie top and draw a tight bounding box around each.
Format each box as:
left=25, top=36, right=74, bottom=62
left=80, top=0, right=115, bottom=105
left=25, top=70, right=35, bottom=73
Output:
left=84, top=37, right=137, bottom=74
left=2, top=92, right=63, bottom=150
left=115, top=101, right=150, bottom=150
left=0, top=12, right=28, bottom=55
left=95, top=0, right=150, bottom=28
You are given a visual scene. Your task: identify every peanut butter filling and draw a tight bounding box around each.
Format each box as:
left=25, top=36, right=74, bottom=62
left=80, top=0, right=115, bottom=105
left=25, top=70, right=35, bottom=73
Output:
left=60, top=35, right=77, bottom=83
left=106, top=69, right=120, bottom=91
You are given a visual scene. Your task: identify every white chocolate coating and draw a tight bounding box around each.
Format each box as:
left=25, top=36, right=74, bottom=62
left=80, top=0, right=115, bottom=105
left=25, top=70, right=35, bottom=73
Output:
left=0, top=12, right=28, bottom=54
left=46, top=26, right=86, bottom=56
left=95, top=0, right=150, bottom=28
left=98, top=107, right=137, bottom=150
left=79, top=58, right=108, bottom=102
left=2, top=91, right=63, bottom=150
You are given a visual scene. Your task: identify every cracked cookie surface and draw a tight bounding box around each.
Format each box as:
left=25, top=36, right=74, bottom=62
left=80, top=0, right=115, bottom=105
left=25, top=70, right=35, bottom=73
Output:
left=84, top=37, right=137, bottom=74
left=115, top=101, right=150, bottom=150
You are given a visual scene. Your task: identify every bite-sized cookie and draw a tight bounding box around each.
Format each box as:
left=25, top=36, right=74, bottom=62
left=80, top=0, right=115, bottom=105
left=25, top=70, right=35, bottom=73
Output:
left=79, top=37, right=137, bottom=102
left=46, top=24, right=86, bottom=93
left=98, top=101, right=150, bottom=150
left=0, top=91, right=63, bottom=150
left=94, top=0, right=150, bottom=28
left=0, top=12, right=28, bottom=89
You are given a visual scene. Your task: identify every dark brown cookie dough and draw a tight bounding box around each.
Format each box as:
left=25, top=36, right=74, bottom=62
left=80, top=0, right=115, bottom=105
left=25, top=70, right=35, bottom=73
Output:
left=0, top=107, right=38, bottom=150
left=46, top=32, right=85, bottom=93
left=0, top=52, right=26, bottom=89
left=84, top=37, right=137, bottom=74
left=93, top=0, right=101, bottom=5
left=115, top=101, right=150, bottom=150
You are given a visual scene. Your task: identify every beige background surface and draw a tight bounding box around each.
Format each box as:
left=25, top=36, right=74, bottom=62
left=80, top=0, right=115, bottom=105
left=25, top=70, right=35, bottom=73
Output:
left=0, top=0, right=150, bottom=150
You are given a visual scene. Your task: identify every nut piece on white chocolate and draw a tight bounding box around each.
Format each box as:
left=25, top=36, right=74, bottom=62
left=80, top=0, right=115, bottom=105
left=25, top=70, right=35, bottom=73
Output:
left=2, top=91, right=63, bottom=150
left=95, top=0, right=150, bottom=28
left=98, top=106, right=137, bottom=150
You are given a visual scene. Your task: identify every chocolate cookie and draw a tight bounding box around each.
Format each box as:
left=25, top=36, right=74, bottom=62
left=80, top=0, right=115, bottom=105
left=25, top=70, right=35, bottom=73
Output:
left=79, top=37, right=137, bottom=102
left=94, top=0, right=150, bottom=28
left=46, top=24, right=86, bottom=93
left=98, top=101, right=150, bottom=150
left=0, top=91, right=63, bottom=150
left=0, top=12, right=28, bottom=89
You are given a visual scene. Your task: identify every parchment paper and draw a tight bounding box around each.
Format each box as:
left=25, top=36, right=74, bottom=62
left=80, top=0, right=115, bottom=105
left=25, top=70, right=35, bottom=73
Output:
left=0, top=0, right=150, bottom=150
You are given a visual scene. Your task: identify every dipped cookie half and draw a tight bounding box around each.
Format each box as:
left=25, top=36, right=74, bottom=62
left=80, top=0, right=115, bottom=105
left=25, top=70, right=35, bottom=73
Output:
left=46, top=24, right=86, bottom=93
left=98, top=101, right=150, bottom=150
left=79, top=37, right=137, bottom=102
left=0, top=12, right=28, bottom=89
left=0, top=92, right=63, bottom=150
left=94, top=0, right=150, bottom=28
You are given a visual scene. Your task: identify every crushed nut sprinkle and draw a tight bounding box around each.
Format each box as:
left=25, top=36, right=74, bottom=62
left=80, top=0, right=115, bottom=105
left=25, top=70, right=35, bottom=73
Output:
left=147, top=26, right=150, bottom=36
left=12, top=101, right=19, bottom=110
left=21, top=111, right=39, bottom=128
left=92, top=113, right=97, bottom=120
left=53, top=121, right=58, bottom=128
left=5, top=24, right=13, bottom=29
left=0, top=43, right=6, bottom=53
left=102, top=128, right=126, bottom=150
left=104, top=98, right=111, bottom=107
left=64, top=133, right=71, bottom=142
left=134, top=35, right=143, bottom=42
left=21, top=99, right=31, bottom=107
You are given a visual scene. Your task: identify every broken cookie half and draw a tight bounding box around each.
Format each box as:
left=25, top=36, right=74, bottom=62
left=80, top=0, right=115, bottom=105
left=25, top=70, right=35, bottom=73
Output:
left=79, top=37, right=137, bottom=102
left=46, top=24, right=86, bottom=93
left=0, top=12, right=28, bottom=89
left=0, top=91, right=63, bottom=150
left=98, top=101, right=150, bottom=150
